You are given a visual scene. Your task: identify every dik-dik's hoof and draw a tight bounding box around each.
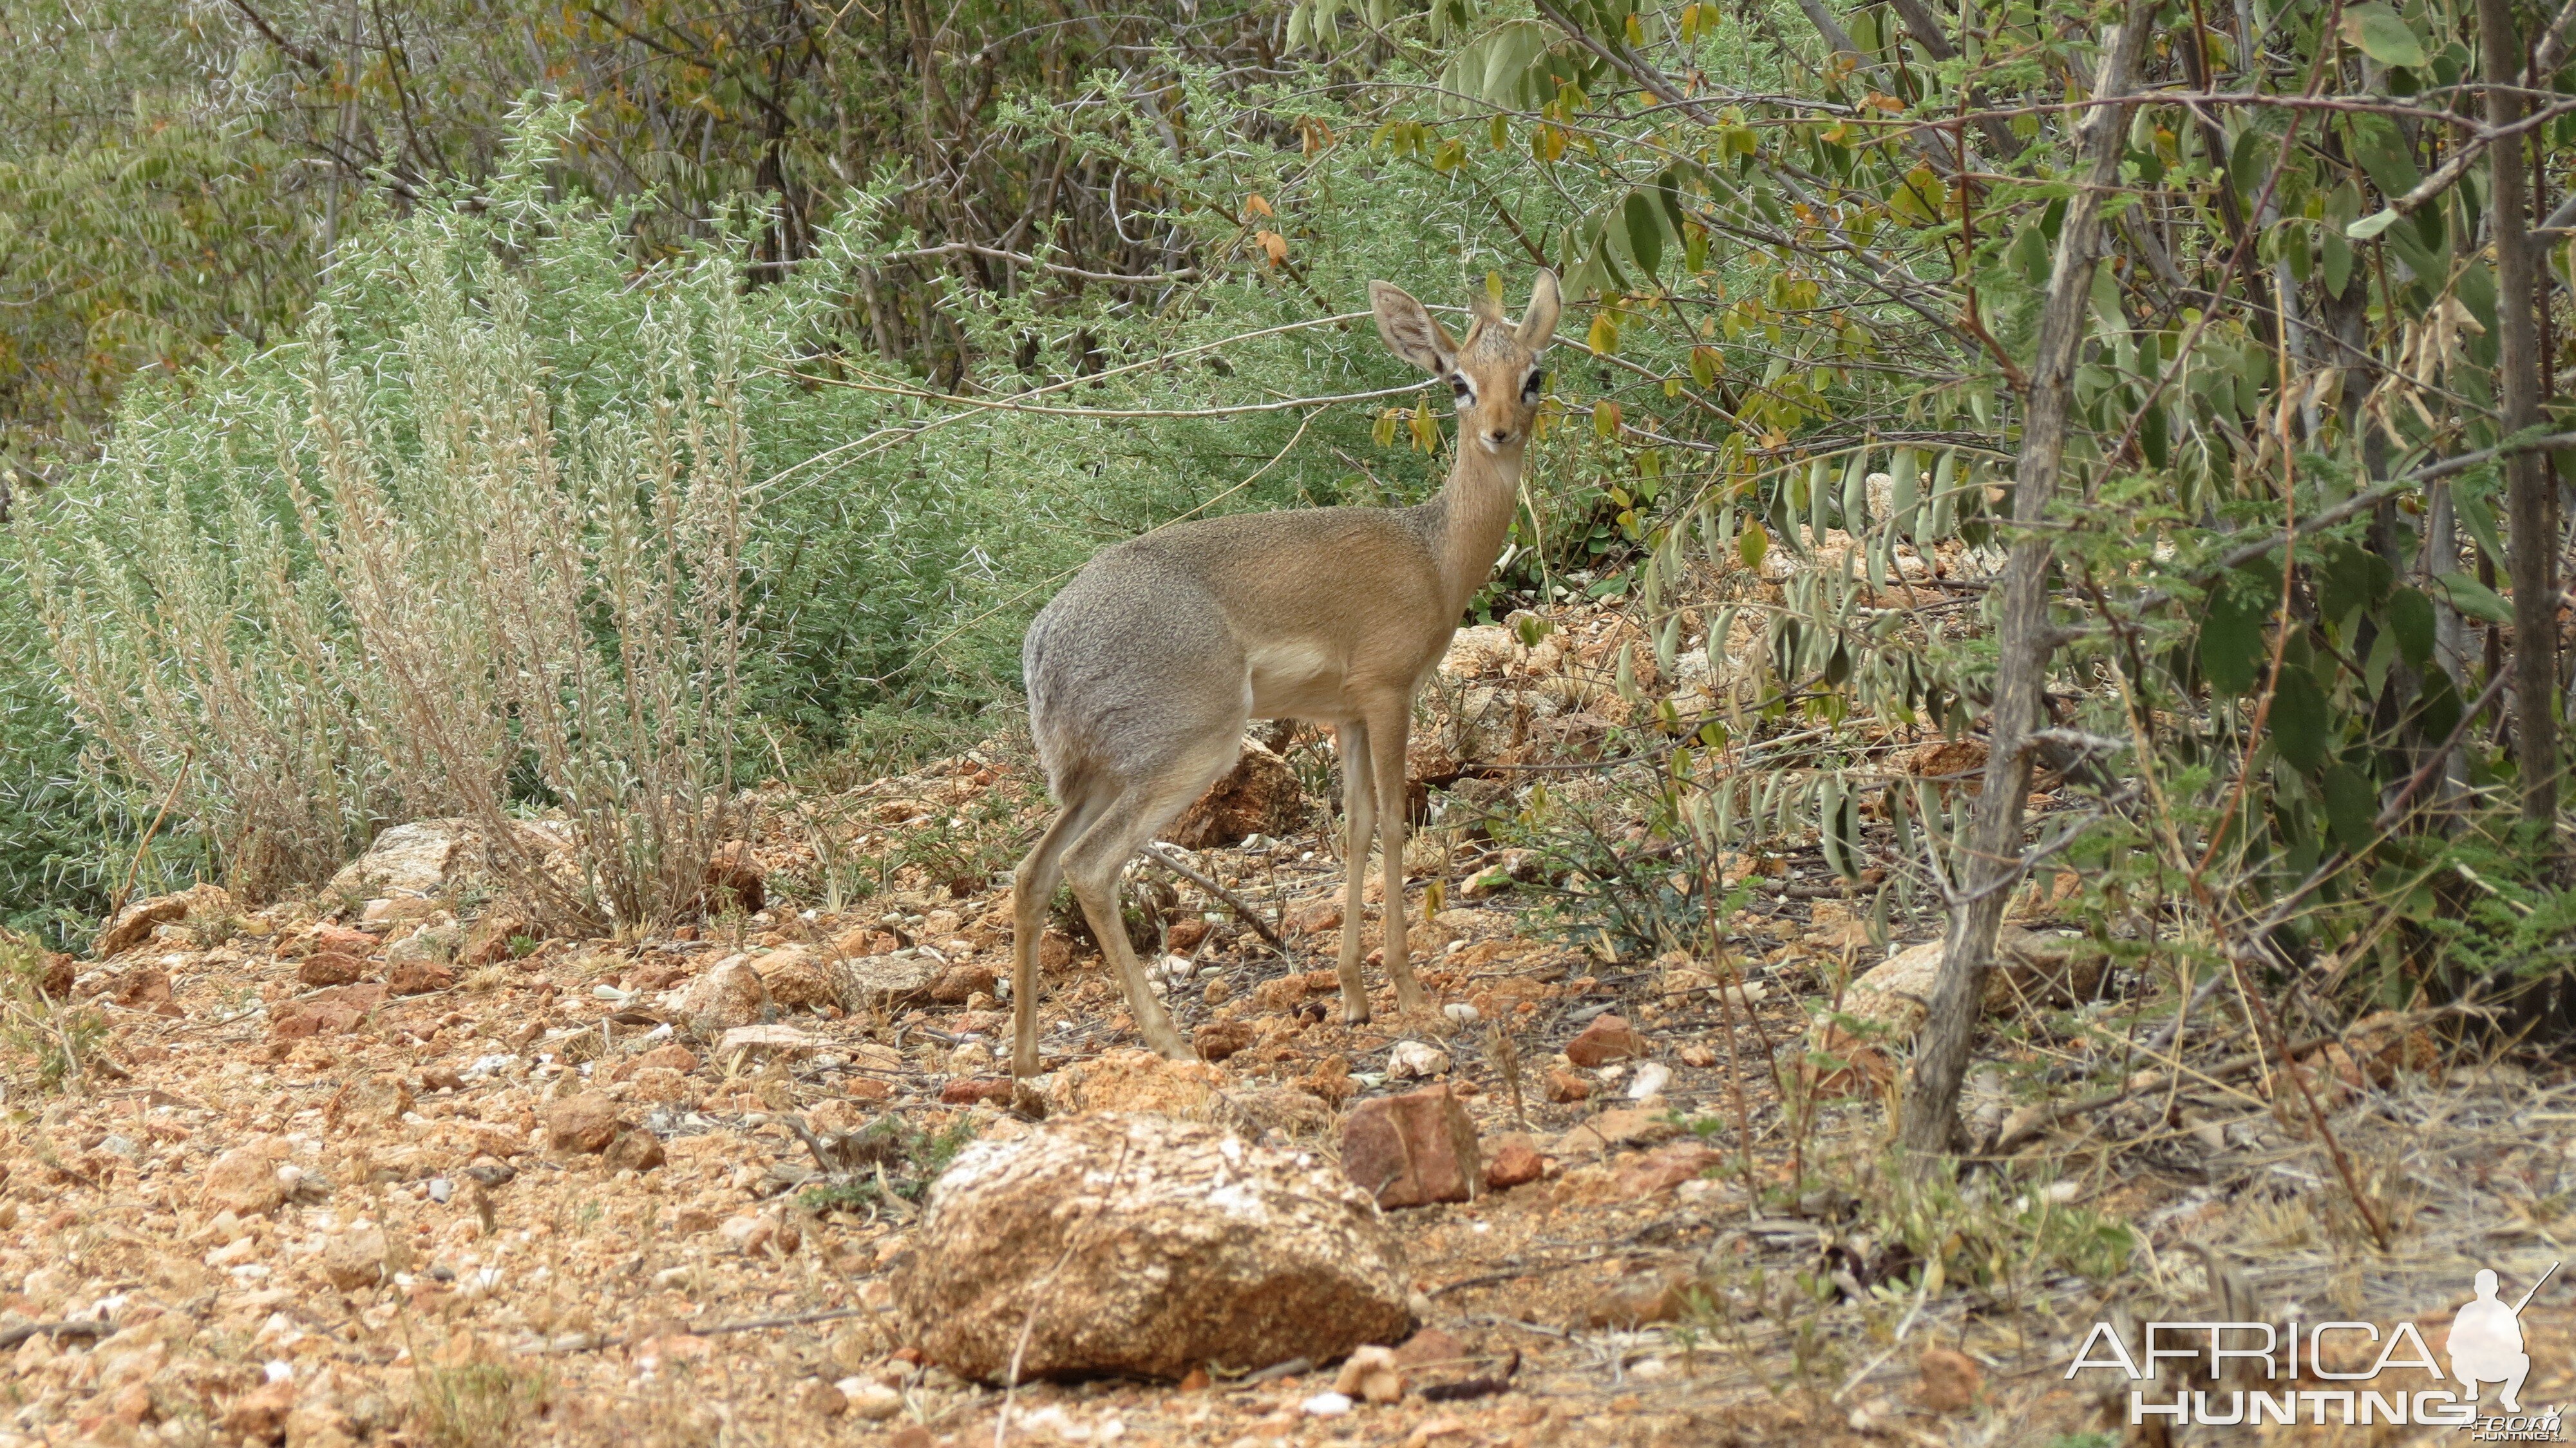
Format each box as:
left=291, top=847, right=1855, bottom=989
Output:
left=1341, top=996, right=1372, bottom=1025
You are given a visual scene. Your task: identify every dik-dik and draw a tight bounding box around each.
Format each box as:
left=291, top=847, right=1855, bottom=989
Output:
left=1009, top=272, right=1562, bottom=1077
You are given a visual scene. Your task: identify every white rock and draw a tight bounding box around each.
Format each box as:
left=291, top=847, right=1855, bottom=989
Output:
left=1442, top=1003, right=1481, bottom=1025
left=1626, top=1063, right=1672, bottom=1101
left=894, top=1114, right=1413, bottom=1382
left=841, top=1380, right=904, bottom=1421
left=1302, top=1392, right=1354, bottom=1417
left=1387, top=1041, right=1451, bottom=1080
left=714, top=1024, right=825, bottom=1060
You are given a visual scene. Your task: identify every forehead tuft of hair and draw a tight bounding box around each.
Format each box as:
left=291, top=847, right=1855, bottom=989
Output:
left=1459, top=321, right=1528, bottom=363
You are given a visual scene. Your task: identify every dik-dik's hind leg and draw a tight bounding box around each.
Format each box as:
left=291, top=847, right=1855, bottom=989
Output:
left=1334, top=721, right=1378, bottom=1024
left=1368, top=701, right=1429, bottom=1015
left=1009, top=796, right=1101, bottom=1080
left=1059, top=764, right=1233, bottom=1061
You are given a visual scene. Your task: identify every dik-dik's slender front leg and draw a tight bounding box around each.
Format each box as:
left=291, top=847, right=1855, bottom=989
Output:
left=1368, top=700, right=1430, bottom=1015
left=1334, top=720, right=1377, bottom=1024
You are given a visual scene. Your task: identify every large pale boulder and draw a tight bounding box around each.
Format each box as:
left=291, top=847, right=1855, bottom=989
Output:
left=327, top=820, right=473, bottom=899
left=326, top=817, right=577, bottom=900
left=894, top=1114, right=1414, bottom=1382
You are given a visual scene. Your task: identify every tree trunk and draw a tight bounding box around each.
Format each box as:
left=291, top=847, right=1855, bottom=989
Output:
left=2481, top=0, right=2557, bottom=826
left=1897, top=0, right=2153, bottom=1158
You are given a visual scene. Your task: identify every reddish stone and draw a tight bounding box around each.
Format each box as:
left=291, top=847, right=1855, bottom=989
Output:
left=929, top=962, right=997, bottom=1005
left=1607, top=1142, right=1720, bottom=1197
left=1166, top=919, right=1211, bottom=953
left=296, top=951, right=365, bottom=987
left=269, top=1001, right=364, bottom=1040
left=1918, top=1348, right=1984, bottom=1412
left=1564, top=1014, right=1644, bottom=1067
left=1392, top=1327, right=1469, bottom=1371
left=1340, top=1083, right=1482, bottom=1209
left=1483, top=1132, right=1546, bottom=1190
left=306, top=926, right=378, bottom=957
left=1542, top=1068, right=1592, bottom=1103
left=312, top=982, right=386, bottom=1012
left=546, top=1094, right=624, bottom=1154
left=1193, top=1020, right=1256, bottom=1062
left=107, top=966, right=173, bottom=1010
left=386, top=959, right=456, bottom=995
left=604, top=1129, right=667, bottom=1172
left=940, top=1076, right=1014, bottom=1106
left=1287, top=899, right=1342, bottom=936
left=610, top=1043, right=700, bottom=1083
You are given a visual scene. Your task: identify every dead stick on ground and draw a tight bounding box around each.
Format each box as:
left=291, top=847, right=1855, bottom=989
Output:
left=538, top=1304, right=879, bottom=1353
left=104, top=749, right=194, bottom=935
left=1144, top=843, right=1296, bottom=961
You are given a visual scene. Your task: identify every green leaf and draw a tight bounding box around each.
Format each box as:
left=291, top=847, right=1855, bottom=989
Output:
left=2413, top=671, right=2463, bottom=743
left=2271, top=669, right=2331, bottom=773
left=2322, top=226, right=2354, bottom=296
left=2340, top=2, right=2428, bottom=67
left=2436, top=571, right=2514, bottom=624
left=2322, top=764, right=2379, bottom=853
left=2317, top=540, right=2393, bottom=627
left=1738, top=520, right=1768, bottom=570
left=2200, top=583, right=2269, bottom=697
left=2387, top=587, right=2435, bottom=669
left=1624, top=192, right=1663, bottom=276
left=2456, top=481, right=2506, bottom=566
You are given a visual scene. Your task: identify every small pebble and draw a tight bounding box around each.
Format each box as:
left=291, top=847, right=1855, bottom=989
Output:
left=426, top=1177, right=453, bottom=1204
left=1626, top=1062, right=1672, bottom=1100
left=1442, top=1002, right=1479, bottom=1024
left=1302, top=1392, right=1352, bottom=1417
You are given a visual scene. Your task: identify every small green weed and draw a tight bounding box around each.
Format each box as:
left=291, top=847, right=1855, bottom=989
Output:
left=414, top=1361, right=549, bottom=1448
left=0, top=934, right=106, bottom=1092
left=797, top=1114, right=978, bottom=1214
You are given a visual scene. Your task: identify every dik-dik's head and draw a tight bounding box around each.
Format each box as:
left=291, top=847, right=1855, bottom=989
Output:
left=1370, top=272, right=1562, bottom=457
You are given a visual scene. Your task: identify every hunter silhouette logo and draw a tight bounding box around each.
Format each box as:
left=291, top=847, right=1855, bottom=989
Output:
left=2065, top=1261, right=2563, bottom=1434
left=2453, top=1264, right=2554, bottom=1413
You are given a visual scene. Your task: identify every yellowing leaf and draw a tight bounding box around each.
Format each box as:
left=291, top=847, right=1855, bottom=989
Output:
left=1587, top=311, right=1619, bottom=355
left=1244, top=193, right=1274, bottom=218
left=1256, top=230, right=1290, bottom=265
left=1593, top=399, right=1624, bottom=439
left=1739, top=519, right=1768, bottom=569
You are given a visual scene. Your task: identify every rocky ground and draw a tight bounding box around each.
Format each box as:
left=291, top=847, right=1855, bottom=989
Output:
left=5, top=596, right=2574, bottom=1448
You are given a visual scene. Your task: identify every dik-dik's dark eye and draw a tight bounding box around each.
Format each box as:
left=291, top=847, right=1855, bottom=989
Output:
left=1521, top=370, right=1548, bottom=401
left=1450, top=375, right=1476, bottom=409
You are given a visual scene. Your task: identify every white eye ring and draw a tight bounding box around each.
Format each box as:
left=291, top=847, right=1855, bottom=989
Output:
left=1450, top=376, right=1476, bottom=410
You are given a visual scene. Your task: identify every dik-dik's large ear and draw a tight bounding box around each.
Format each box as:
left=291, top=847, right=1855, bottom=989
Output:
left=1370, top=281, right=1455, bottom=374
left=1517, top=271, right=1563, bottom=352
